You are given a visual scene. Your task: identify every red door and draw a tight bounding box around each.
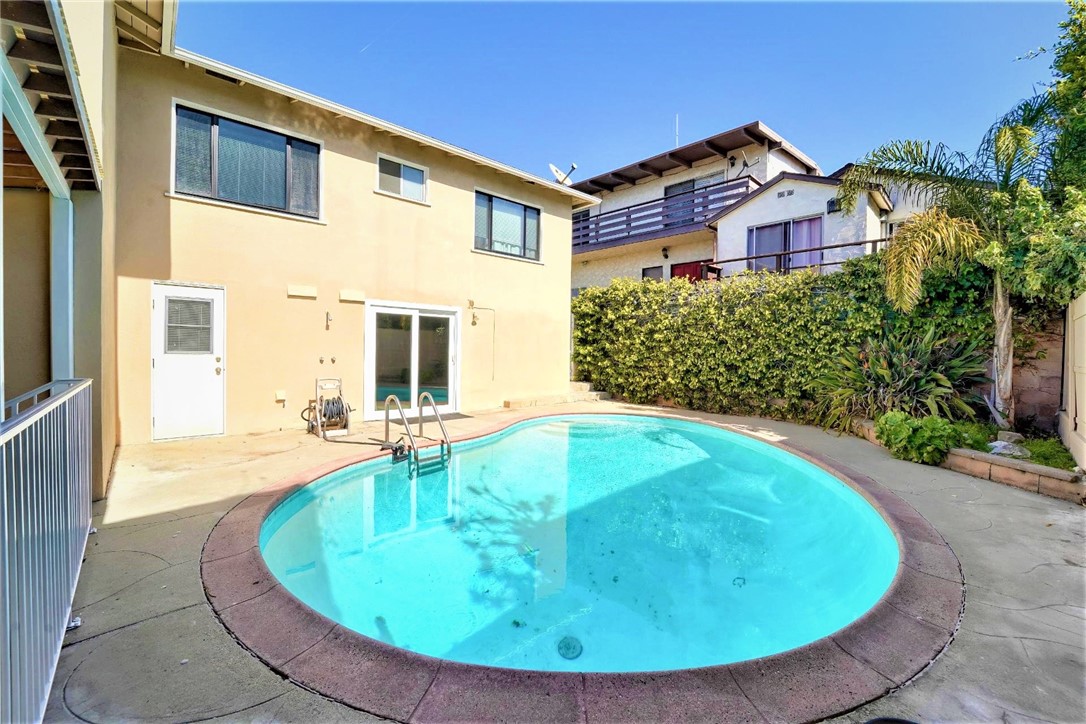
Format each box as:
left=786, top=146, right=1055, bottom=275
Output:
left=670, top=260, right=711, bottom=282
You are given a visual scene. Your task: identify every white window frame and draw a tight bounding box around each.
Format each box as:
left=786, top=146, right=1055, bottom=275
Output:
left=168, top=97, right=326, bottom=222
left=374, top=153, right=430, bottom=205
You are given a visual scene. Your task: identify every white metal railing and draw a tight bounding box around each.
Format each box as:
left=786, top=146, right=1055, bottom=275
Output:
left=1, top=379, right=93, bottom=723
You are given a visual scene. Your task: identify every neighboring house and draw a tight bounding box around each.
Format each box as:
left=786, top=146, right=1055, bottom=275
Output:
left=570, top=122, right=819, bottom=291
left=1061, top=292, right=1086, bottom=467
left=569, top=126, right=927, bottom=289
left=1, top=4, right=595, bottom=717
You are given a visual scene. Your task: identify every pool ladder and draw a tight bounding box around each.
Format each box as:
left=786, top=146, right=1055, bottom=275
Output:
left=382, top=393, right=452, bottom=471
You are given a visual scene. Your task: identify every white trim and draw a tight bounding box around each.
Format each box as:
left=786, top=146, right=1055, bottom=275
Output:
left=164, top=192, right=329, bottom=225
left=373, top=189, right=431, bottom=208
left=165, top=47, right=599, bottom=210
left=363, top=302, right=462, bottom=422
left=169, top=98, right=326, bottom=222
left=50, top=196, right=74, bottom=379
left=0, top=53, right=69, bottom=199
left=375, top=152, right=430, bottom=204
left=470, top=248, right=545, bottom=266
left=150, top=282, right=227, bottom=441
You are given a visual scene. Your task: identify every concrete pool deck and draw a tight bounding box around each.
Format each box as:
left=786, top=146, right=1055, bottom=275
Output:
left=47, top=401, right=1085, bottom=723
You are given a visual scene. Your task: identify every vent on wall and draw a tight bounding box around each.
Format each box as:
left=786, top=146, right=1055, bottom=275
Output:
left=205, top=69, right=241, bottom=85
left=827, top=198, right=840, bottom=214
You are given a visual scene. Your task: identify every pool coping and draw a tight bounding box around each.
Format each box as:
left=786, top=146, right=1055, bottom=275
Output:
left=201, top=410, right=965, bottom=723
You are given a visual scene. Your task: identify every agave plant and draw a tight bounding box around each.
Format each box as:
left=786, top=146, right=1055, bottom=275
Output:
left=816, top=324, right=991, bottom=433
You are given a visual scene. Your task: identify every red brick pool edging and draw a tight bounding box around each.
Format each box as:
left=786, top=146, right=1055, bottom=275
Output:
left=201, top=411, right=965, bottom=723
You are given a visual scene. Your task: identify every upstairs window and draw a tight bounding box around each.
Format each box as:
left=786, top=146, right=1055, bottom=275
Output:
left=174, top=106, right=320, bottom=218
left=377, top=156, right=427, bottom=202
left=474, top=191, right=540, bottom=260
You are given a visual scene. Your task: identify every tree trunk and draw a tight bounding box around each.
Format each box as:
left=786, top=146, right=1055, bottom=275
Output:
left=990, top=273, right=1015, bottom=427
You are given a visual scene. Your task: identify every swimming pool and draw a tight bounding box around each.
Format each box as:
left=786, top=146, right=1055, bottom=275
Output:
left=259, top=414, right=900, bottom=673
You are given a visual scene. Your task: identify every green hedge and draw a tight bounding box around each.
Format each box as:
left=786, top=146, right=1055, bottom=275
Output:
left=571, top=254, right=992, bottom=422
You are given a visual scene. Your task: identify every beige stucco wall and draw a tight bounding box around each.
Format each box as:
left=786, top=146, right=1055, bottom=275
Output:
left=114, top=50, right=577, bottom=444
left=712, top=181, right=876, bottom=274
left=571, top=234, right=714, bottom=289
left=63, top=0, right=119, bottom=499
left=3, top=190, right=51, bottom=401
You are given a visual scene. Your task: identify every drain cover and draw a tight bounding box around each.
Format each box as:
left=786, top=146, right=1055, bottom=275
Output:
left=557, top=636, right=583, bottom=660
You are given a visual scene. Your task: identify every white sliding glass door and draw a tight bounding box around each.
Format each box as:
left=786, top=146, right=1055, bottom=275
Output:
left=365, top=302, right=459, bottom=420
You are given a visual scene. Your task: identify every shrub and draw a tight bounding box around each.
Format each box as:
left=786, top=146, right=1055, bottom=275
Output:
left=875, top=412, right=962, bottom=465
left=570, top=253, right=993, bottom=423
left=814, top=324, right=990, bottom=432
left=954, top=420, right=999, bottom=451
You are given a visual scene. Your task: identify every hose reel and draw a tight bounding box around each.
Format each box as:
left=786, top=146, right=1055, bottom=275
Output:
left=303, top=378, right=352, bottom=439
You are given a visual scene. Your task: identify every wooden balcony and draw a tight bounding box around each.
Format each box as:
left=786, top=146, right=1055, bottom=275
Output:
left=572, top=177, right=758, bottom=252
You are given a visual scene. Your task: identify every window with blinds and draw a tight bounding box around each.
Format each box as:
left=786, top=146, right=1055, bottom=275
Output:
left=377, top=156, right=427, bottom=202
left=165, top=298, right=213, bottom=354
left=473, top=191, right=540, bottom=261
left=174, top=106, right=320, bottom=218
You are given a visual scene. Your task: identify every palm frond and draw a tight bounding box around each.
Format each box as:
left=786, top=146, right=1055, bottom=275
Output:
left=884, top=208, right=985, bottom=312
left=835, top=140, right=976, bottom=214
left=974, top=94, right=1057, bottom=191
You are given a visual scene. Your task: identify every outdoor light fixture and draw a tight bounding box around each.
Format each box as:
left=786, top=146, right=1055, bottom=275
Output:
left=662, top=247, right=669, bottom=259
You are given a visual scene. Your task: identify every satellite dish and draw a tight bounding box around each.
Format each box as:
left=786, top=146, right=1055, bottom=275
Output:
left=735, top=149, right=761, bottom=177
left=549, top=162, right=577, bottom=186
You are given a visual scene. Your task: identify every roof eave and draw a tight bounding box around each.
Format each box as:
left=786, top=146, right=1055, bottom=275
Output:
left=159, top=46, right=598, bottom=209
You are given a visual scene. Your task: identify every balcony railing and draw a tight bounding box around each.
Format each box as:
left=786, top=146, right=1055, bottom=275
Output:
left=573, top=177, right=759, bottom=251
left=1, top=379, right=93, bottom=723
left=704, top=238, right=891, bottom=278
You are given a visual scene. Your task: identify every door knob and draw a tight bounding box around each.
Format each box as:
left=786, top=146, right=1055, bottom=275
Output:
left=215, top=367, right=222, bottom=375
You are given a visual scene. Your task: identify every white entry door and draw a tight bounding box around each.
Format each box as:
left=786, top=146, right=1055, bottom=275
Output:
left=151, top=283, right=226, bottom=440
left=364, top=303, right=458, bottom=421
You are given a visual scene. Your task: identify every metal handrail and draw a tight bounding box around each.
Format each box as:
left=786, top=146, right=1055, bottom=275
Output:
left=417, top=392, right=452, bottom=454
left=384, top=394, right=419, bottom=463
left=1, top=379, right=92, bottom=444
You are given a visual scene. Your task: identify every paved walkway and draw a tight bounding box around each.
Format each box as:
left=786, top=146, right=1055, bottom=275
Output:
left=47, top=401, right=1085, bottom=723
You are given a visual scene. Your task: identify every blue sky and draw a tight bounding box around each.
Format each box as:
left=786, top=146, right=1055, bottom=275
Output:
left=177, top=2, right=1065, bottom=181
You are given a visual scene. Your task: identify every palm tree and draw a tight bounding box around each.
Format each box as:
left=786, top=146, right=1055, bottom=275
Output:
left=835, top=96, right=1055, bottom=426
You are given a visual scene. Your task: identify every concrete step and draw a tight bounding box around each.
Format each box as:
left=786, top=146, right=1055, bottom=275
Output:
left=502, top=391, right=611, bottom=410
left=569, top=381, right=593, bottom=393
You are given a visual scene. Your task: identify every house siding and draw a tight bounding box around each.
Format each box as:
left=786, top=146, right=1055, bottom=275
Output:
left=114, top=50, right=577, bottom=443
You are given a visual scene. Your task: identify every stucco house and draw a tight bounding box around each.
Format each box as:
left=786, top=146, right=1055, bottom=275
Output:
left=569, top=125, right=925, bottom=290
left=1, top=1, right=595, bottom=717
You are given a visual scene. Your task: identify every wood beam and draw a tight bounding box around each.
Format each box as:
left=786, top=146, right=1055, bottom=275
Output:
left=738, top=129, right=763, bottom=147
left=2, top=45, right=69, bottom=197
left=52, top=139, right=87, bottom=155
left=23, top=71, right=71, bottom=98
left=704, top=140, right=730, bottom=158
left=637, top=163, right=663, bottom=178
left=7, top=39, right=64, bottom=72
left=116, top=22, right=159, bottom=52
left=612, top=172, right=639, bottom=187
left=0, top=2, right=53, bottom=34
left=59, top=154, right=90, bottom=169
left=4, top=150, right=34, bottom=166
left=44, top=120, right=81, bottom=139
left=70, top=180, right=96, bottom=191
left=117, top=37, right=158, bottom=55
left=64, top=168, right=92, bottom=180
left=667, top=153, right=693, bottom=169
left=587, top=179, right=616, bottom=192
left=116, top=1, right=162, bottom=30
left=34, top=98, right=77, bottom=121
left=4, top=165, right=44, bottom=179
left=3, top=176, right=48, bottom=189
left=767, top=140, right=783, bottom=151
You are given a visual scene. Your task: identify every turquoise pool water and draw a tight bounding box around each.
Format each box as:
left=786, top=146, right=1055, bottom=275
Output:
left=260, top=415, right=899, bottom=673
